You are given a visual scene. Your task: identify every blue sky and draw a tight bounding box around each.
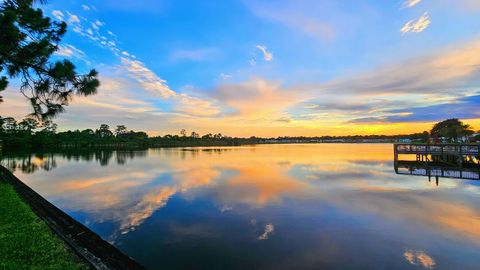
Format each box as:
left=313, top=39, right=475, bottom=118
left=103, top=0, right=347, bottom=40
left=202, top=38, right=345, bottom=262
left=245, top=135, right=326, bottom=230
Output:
left=3, top=0, right=480, bottom=136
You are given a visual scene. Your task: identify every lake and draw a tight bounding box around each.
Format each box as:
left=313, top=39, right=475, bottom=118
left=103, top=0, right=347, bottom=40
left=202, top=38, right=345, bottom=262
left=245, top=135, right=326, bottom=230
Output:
left=2, top=144, right=480, bottom=270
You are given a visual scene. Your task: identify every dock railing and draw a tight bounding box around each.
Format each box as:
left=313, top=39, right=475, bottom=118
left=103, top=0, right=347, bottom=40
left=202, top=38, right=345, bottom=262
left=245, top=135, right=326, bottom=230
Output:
left=394, top=144, right=480, bottom=156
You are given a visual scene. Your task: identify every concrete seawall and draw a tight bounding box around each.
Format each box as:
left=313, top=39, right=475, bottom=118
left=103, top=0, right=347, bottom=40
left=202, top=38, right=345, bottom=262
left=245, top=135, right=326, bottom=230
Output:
left=0, top=165, right=146, bottom=270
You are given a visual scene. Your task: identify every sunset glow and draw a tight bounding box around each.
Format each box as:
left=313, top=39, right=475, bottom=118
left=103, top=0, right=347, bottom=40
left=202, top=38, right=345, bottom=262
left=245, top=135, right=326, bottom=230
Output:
left=2, top=0, right=480, bottom=136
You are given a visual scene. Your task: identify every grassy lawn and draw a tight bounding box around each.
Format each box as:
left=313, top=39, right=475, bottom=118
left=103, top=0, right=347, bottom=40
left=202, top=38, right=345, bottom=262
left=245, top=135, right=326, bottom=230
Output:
left=0, top=181, right=90, bottom=270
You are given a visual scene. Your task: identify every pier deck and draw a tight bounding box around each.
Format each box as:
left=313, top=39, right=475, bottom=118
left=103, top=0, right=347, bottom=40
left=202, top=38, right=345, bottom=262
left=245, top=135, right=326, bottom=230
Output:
left=394, top=144, right=479, bottom=156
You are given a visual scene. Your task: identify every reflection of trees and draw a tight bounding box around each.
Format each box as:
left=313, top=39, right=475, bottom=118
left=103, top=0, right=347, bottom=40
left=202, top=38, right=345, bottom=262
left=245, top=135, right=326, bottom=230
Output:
left=0, top=149, right=148, bottom=173
left=116, top=150, right=147, bottom=165
left=0, top=147, right=234, bottom=174
left=0, top=153, right=57, bottom=174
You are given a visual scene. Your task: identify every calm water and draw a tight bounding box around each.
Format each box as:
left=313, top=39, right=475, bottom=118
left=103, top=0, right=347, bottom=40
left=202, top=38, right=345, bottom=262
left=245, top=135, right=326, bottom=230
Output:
left=2, top=144, right=480, bottom=270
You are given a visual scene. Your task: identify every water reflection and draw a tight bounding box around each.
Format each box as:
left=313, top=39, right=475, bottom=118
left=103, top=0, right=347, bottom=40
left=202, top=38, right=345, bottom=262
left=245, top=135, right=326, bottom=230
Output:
left=2, top=144, right=480, bottom=269
left=404, top=249, right=436, bottom=270
left=0, top=149, right=148, bottom=173
left=395, top=160, right=480, bottom=183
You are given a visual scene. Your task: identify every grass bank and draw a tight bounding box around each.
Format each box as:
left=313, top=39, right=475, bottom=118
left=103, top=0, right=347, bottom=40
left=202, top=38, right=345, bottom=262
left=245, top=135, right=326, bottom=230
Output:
left=0, top=181, right=90, bottom=270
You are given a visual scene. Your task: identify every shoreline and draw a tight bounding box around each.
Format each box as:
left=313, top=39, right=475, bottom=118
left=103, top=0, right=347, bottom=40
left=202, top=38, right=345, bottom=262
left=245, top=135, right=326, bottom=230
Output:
left=0, top=165, right=146, bottom=270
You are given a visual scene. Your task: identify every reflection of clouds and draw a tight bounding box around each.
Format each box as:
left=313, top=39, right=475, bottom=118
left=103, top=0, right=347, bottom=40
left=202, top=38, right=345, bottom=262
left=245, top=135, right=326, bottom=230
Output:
left=219, top=165, right=308, bottom=205
left=325, top=190, right=480, bottom=240
left=404, top=249, right=416, bottom=265
left=434, top=203, right=480, bottom=238
left=11, top=144, right=480, bottom=245
left=258, top=223, right=274, bottom=240
left=119, top=167, right=222, bottom=233
left=219, top=205, right=233, bottom=212
left=59, top=173, right=147, bottom=191
left=120, top=186, right=177, bottom=233
left=174, top=167, right=220, bottom=192
left=115, top=167, right=222, bottom=233
left=404, top=249, right=436, bottom=270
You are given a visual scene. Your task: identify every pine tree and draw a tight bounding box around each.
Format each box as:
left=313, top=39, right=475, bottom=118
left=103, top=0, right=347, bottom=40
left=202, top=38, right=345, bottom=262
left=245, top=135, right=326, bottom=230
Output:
left=0, top=0, right=99, bottom=120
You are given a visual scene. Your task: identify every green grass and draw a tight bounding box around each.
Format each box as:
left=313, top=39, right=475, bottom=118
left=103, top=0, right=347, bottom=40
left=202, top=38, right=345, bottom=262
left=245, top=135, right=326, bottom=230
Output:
left=0, top=181, right=90, bottom=270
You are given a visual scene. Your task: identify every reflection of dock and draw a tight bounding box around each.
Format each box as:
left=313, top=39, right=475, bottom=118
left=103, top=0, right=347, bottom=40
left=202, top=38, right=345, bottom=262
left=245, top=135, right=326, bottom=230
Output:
left=393, top=144, right=480, bottom=184
left=394, top=160, right=480, bottom=181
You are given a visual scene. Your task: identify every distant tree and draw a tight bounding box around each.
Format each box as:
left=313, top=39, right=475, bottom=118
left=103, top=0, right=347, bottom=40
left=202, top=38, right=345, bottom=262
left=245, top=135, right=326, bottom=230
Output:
left=96, top=124, right=112, bottom=138
left=0, top=116, right=5, bottom=132
left=213, top=133, right=223, bottom=139
left=0, top=0, right=99, bottom=119
left=40, top=120, right=57, bottom=133
left=17, top=117, right=39, bottom=131
left=81, top=128, right=94, bottom=135
left=114, top=125, right=127, bottom=136
left=202, top=133, right=212, bottom=139
left=190, top=131, right=199, bottom=138
left=1, top=116, right=16, bottom=131
left=180, top=129, right=187, bottom=137
left=430, top=119, right=474, bottom=141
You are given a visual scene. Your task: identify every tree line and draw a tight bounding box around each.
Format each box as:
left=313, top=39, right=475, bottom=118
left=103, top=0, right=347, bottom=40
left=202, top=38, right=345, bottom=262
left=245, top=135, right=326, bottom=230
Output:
left=1, top=117, right=478, bottom=151
left=0, top=116, right=259, bottom=150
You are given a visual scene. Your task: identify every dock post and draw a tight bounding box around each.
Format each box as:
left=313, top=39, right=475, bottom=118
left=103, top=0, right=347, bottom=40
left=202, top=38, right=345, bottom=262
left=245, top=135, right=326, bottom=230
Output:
left=394, top=144, right=398, bottom=162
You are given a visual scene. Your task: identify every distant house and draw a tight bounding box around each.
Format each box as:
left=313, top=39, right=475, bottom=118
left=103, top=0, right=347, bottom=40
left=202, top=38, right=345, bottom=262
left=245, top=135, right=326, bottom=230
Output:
left=398, top=139, right=412, bottom=143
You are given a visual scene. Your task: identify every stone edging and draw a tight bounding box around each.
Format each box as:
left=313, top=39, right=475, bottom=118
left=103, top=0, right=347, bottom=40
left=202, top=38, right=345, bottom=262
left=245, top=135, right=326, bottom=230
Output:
left=0, top=165, right=146, bottom=270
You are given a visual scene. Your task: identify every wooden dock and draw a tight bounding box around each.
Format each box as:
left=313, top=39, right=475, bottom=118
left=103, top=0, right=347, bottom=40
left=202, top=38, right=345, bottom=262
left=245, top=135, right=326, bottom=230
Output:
left=393, top=144, right=480, bottom=183
left=394, top=144, right=480, bottom=156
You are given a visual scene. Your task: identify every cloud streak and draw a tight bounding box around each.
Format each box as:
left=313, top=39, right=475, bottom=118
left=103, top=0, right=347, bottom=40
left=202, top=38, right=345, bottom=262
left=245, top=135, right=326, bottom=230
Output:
left=402, top=0, right=422, bottom=9
left=317, top=40, right=480, bottom=96
left=51, top=10, right=64, bottom=21
left=26, top=3, right=479, bottom=136
left=255, top=45, right=273, bottom=61
left=401, top=12, right=431, bottom=33
left=55, top=44, right=85, bottom=59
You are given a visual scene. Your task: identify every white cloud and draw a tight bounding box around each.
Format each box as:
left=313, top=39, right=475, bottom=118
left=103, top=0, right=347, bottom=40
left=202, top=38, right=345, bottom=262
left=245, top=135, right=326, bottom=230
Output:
left=44, top=7, right=219, bottom=119
left=318, top=40, right=480, bottom=96
left=118, top=57, right=220, bottom=117
left=55, top=44, right=85, bottom=59
left=255, top=45, right=274, bottom=61
left=401, top=12, right=431, bottom=34
left=51, top=10, right=64, bottom=21
left=402, top=0, right=422, bottom=8
left=120, top=57, right=176, bottom=98
left=91, top=22, right=99, bottom=30
left=67, top=11, right=81, bottom=24
left=220, top=73, right=232, bottom=80
left=258, top=223, right=274, bottom=240
left=81, top=5, right=90, bottom=11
